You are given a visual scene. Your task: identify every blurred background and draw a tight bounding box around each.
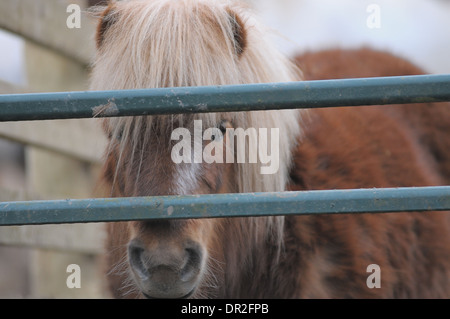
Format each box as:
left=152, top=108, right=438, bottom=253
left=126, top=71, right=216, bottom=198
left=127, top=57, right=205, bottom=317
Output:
left=0, top=0, right=449, bottom=298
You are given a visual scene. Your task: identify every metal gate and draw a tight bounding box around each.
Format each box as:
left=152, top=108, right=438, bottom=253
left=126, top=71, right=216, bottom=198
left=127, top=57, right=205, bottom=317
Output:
left=1, top=74, right=450, bottom=226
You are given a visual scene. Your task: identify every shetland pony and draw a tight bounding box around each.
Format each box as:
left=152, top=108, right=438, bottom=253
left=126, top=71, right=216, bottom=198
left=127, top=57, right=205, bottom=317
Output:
left=90, top=0, right=450, bottom=298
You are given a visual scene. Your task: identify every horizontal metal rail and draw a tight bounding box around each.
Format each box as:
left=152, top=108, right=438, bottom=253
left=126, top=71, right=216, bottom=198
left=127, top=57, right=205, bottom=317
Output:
left=0, top=187, right=449, bottom=226
left=0, top=75, right=449, bottom=226
left=0, top=74, right=449, bottom=122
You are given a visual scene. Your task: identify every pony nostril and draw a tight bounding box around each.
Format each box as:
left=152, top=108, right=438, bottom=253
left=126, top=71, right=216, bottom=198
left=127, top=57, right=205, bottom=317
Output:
left=128, top=241, right=149, bottom=280
left=181, top=247, right=203, bottom=282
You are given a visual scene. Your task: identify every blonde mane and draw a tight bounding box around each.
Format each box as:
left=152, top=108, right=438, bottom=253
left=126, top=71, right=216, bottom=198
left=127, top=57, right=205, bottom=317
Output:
left=90, top=0, right=304, bottom=252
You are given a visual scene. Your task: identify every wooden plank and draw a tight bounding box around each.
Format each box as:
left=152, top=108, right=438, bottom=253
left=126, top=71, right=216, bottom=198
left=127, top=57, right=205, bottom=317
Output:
left=0, top=1, right=106, bottom=298
left=22, top=146, right=108, bottom=298
left=0, top=120, right=107, bottom=164
left=24, top=147, right=101, bottom=200
left=0, top=15, right=107, bottom=164
left=0, top=0, right=96, bottom=65
left=0, top=187, right=36, bottom=202
left=23, top=40, right=90, bottom=93
left=0, top=246, right=30, bottom=298
left=0, top=80, right=25, bottom=94
left=0, top=224, right=105, bottom=254
left=0, top=146, right=106, bottom=254
left=29, top=249, right=110, bottom=298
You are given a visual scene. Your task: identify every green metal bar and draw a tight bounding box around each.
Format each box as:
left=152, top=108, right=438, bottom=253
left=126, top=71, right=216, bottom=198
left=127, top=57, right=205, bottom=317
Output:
left=0, top=186, right=449, bottom=226
left=1, top=74, right=449, bottom=122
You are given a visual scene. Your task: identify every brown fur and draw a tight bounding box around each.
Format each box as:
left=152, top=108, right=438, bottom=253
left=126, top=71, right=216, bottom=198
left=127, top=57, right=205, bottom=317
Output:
left=286, top=48, right=450, bottom=298
left=93, top=1, right=450, bottom=299
left=95, top=3, right=117, bottom=49
left=227, top=8, right=247, bottom=57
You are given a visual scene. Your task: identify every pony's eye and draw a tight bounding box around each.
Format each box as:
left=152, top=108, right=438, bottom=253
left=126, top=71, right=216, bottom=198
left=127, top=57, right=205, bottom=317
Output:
left=111, top=127, right=124, bottom=141
left=211, top=129, right=223, bottom=142
left=211, top=121, right=229, bottom=142
left=219, top=122, right=227, bottom=134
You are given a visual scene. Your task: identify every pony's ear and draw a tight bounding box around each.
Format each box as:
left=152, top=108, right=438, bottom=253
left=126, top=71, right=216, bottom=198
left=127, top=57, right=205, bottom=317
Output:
left=227, top=9, right=247, bottom=57
left=96, top=3, right=118, bottom=49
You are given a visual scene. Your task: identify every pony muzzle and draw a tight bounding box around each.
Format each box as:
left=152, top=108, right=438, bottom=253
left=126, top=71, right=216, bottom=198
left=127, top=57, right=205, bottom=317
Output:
left=127, top=238, right=204, bottom=299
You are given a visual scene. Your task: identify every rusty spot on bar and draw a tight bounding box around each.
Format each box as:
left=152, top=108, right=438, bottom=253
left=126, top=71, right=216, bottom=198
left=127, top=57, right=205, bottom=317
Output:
left=92, top=99, right=119, bottom=117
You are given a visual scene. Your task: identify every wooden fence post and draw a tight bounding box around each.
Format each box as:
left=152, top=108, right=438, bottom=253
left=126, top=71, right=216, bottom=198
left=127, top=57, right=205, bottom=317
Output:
left=0, top=0, right=109, bottom=298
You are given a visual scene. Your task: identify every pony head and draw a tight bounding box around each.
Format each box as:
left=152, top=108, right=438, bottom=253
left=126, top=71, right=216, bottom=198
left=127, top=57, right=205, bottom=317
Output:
left=91, top=0, right=303, bottom=298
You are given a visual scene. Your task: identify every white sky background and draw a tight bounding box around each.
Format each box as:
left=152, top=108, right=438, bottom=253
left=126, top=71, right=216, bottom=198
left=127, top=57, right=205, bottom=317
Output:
left=0, top=30, right=25, bottom=86
left=246, top=0, right=450, bottom=74
left=0, top=0, right=449, bottom=86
